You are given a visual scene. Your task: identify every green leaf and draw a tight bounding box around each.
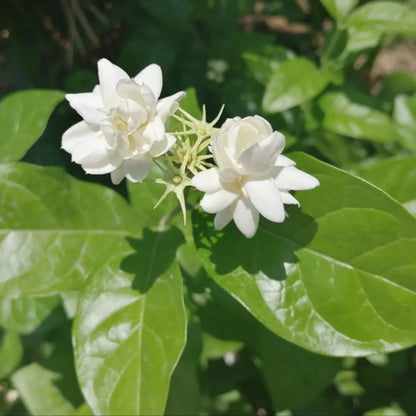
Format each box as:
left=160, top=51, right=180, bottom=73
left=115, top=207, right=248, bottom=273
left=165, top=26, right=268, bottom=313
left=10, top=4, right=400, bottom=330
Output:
left=0, top=329, right=22, bottom=379
left=364, top=404, right=406, bottom=416
left=394, top=94, right=416, bottom=126
left=263, top=58, right=329, bottom=113
left=319, top=91, right=397, bottom=142
left=346, top=1, right=416, bottom=36
left=128, top=181, right=178, bottom=228
left=73, top=403, right=94, bottom=416
left=312, top=130, right=364, bottom=169
left=321, top=28, right=349, bottom=66
left=0, top=296, right=62, bottom=334
left=165, top=323, right=202, bottom=415
left=243, top=45, right=295, bottom=86
left=12, top=363, right=75, bottom=415
left=393, top=94, right=416, bottom=151
left=379, top=73, right=416, bottom=102
left=193, top=153, right=416, bottom=356
left=320, top=0, right=359, bottom=21
left=346, top=27, right=382, bottom=52
left=0, top=163, right=139, bottom=296
left=356, top=156, right=416, bottom=215
left=253, top=329, right=339, bottom=410
left=73, top=227, right=187, bottom=416
left=0, top=90, right=64, bottom=163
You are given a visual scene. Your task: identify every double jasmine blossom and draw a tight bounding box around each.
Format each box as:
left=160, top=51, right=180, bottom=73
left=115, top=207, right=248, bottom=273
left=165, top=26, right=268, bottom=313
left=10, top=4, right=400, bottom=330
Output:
left=192, top=116, right=319, bottom=238
left=62, top=58, right=185, bottom=184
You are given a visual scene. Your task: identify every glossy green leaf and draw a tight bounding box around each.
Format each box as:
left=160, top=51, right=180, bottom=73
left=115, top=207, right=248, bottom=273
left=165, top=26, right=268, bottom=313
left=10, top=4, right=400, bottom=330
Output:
left=165, top=323, right=202, bottom=415
left=73, top=227, right=187, bottom=416
left=0, top=329, right=22, bottom=379
left=320, top=0, right=359, bottom=21
left=243, top=46, right=295, bottom=86
left=73, top=403, right=94, bottom=416
left=379, top=73, right=416, bottom=102
left=253, top=329, right=339, bottom=410
left=0, top=163, right=139, bottom=296
left=346, top=27, right=382, bottom=52
left=356, top=156, right=416, bottom=215
left=393, top=94, right=416, bottom=151
left=321, top=28, right=349, bottom=65
left=364, top=404, right=406, bottom=416
left=0, top=90, right=64, bottom=163
left=0, top=296, right=62, bottom=334
left=319, top=91, right=397, bottom=142
left=12, top=363, right=75, bottom=415
left=128, top=181, right=178, bottom=228
left=312, top=130, right=365, bottom=169
left=393, top=94, right=416, bottom=126
left=346, top=1, right=416, bottom=35
left=193, top=153, right=416, bottom=356
left=263, top=58, right=329, bottom=113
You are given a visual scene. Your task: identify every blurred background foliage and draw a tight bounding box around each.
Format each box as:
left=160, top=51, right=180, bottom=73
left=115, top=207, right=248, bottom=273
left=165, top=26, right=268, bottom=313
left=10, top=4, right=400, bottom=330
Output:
left=1, top=0, right=416, bottom=415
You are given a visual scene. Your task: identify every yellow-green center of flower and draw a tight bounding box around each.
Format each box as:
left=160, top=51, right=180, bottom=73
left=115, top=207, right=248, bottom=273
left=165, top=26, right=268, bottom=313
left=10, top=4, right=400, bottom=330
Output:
left=114, top=114, right=128, bottom=132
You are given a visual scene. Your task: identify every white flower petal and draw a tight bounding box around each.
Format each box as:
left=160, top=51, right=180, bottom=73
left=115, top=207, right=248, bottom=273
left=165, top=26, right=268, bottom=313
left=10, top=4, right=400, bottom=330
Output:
left=110, top=166, right=125, bottom=185
left=275, top=166, right=320, bottom=190
left=200, top=189, right=238, bottom=213
left=65, top=91, right=105, bottom=124
left=214, top=203, right=235, bottom=230
left=218, top=167, right=240, bottom=183
left=124, top=156, right=153, bottom=182
left=280, top=191, right=300, bottom=206
left=70, top=133, right=110, bottom=166
left=259, top=131, right=285, bottom=156
left=110, top=156, right=153, bottom=184
left=62, top=121, right=94, bottom=153
left=238, top=143, right=270, bottom=175
left=97, top=58, right=129, bottom=107
left=245, top=179, right=285, bottom=223
left=133, top=64, right=163, bottom=99
left=275, top=154, right=296, bottom=166
left=143, top=117, right=166, bottom=143
left=116, top=79, right=156, bottom=110
left=233, top=198, right=259, bottom=238
left=192, top=168, right=222, bottom=193
left=63, top=122, right=121, bottom=174
left=212, top=137, right=235, bottom=169
left=150, top=133, right=176, bottom=157
left=251, top=115, right=273, bottom=136
left=156, top=91, right=186, bottom=122
left=83, top=155, right=121, bottom=174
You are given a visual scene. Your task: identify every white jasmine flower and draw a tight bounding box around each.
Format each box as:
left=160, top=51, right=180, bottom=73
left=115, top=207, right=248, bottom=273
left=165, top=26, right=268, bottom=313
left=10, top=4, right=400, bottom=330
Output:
left=62, top=58, right=185, bottom=184
left=192, top=116, right=319, bottom=238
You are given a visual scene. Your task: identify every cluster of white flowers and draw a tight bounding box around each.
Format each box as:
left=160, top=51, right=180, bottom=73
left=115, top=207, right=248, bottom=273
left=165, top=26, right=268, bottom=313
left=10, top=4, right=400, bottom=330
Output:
left=62, top=59, right=319, bottom=238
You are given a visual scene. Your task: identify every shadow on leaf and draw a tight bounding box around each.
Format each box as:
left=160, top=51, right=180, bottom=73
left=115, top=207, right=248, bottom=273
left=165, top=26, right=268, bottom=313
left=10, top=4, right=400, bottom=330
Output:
left=192, top=205, right=317, bottom=281
left=121, top=227, right=185, bottom=293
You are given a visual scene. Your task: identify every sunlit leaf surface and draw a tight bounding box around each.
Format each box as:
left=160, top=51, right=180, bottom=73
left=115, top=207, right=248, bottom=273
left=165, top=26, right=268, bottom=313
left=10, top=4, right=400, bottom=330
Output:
left=0, top=90, right=64, bottom=163
left=73, top=227, right=187, bottom=415
left=194, top=153, right=416, bottom=356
